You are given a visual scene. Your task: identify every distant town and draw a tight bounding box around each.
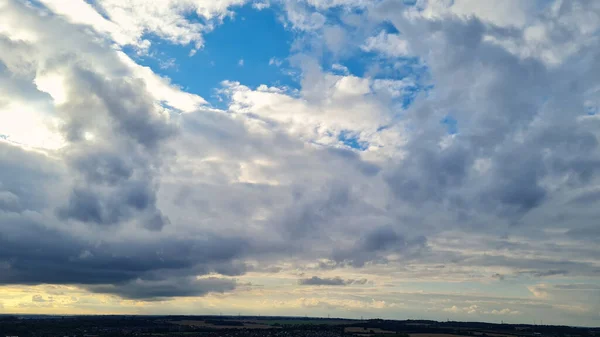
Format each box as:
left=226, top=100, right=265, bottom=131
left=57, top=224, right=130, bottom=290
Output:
left=1, top=315, right=598, bottom=337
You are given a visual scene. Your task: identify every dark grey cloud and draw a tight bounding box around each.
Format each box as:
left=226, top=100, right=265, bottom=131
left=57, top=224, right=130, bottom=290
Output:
left=68, top=149, right=134, bottom=185
left=322, top=147, right=381, bottom=177
left=56, top=67, right=175, bottom=149
left=385, top=144, right=471, bottom=205
left=298, top=276, right=347, bottom=286
left=332, top=226, right=427, bottom=267
left=0, top=193, right=251, bottom=299
left=280, top=182, right=352, bottom=239
left=32, top=295, right=53, bottom=303
left=483, top=150, right=548, bottom=216
left=568, top=189, right=600, bottom=205
left=86, top=277, right=236, bottom=300
left=298, top=276, right=370, bottom=286
left=492, top=273, right=505, bottom=281
left=52, top=66, right=174, bottom=231
left=531, top=270, right=570, bottom=278
left=57, top=179, right=167, bottom=229
left=361, top=225, right=404, bottom=252
left=0, top=142, right=62, bottom=213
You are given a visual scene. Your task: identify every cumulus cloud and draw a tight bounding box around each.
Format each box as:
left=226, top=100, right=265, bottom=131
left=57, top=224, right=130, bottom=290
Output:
left=38, top=0, right=248, bottom=52
left=487, top=308, right=521, bottom=316
left=362, top=31, right=409, bottom=57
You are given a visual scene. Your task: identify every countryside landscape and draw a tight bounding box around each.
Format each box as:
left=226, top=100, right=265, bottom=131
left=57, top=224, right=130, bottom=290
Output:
left=1, top=315, right=598, bottom=337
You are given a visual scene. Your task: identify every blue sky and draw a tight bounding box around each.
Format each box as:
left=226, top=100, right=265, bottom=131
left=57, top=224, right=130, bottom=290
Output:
left=1, top=0, right=600, bottom=327
left=126, top=4, right=297, bottom=106
left=124, top=3, right=432, bottom=115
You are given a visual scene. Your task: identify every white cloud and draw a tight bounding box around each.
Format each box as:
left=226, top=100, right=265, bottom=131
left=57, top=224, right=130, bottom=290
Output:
left=0, top=101, right=64, bottom=150
left=220, top=73, right=395, bottom=151
left=362, top=31, right=409, bottom=58
left=253, top=1, right=271, bottom=10
left=331, top=63, right=349, bottom=75
left=117, top=52, right=207, bottom=113
left=488, top=308, right=521, bottom=316
left=528, top=285, right=550, bottom=299
left=416, top=0, right=537, bottom=28
left=282, top=2, right=327, bottom=31
left=37, top=0, right=249, bottom=52
left=269, top=57, right=283, bottom=67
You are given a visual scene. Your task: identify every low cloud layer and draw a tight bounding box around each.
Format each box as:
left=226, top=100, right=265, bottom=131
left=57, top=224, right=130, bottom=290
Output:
left=298, top=276, right=368, bottom=286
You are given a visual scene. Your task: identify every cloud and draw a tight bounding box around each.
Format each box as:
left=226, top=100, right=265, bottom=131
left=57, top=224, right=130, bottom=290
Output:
left=488, top=308, right=521, bottom=316
left=418, top=0, right=539, bottom=28
left=48, top=66, right=173, bottom=230
left=531, top=270, right=569, bottom=278
left=331, top=226, right=427, bottom=267
left=298, top=276, right=347, bottom=286
left=282, top=2, right=327, bottom=31
left=86, top=277, right=237, bottom=300
left=38, top=0, right=249, bottom=52
left=297, top=297, right=390, bottom=310
left=554, top=284, right=600, bottom=291
left=492, top=273, right=505, bottom=281
left=528, top=285, right=549, bottom=299
left=444, top=305, right=480, bottom=315
left=32, top=295, right=53, bottom=303
left=362, top=31, right=409, bottom=57
left=0, top=205, right=252, bottom=299
left=298, top=276, right=369, bottom=286
left=444, top=304, right=520, bottom=316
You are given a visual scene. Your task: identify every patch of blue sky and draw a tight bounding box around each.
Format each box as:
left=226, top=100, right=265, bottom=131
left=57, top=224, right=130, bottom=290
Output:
left=122, top=4, right=298, bottom=108
left=441, top=115, right=459, bottom=135
left=83, top=0, right=111, bottom=20
left=332, top=52, right=432, bottom=113
left=315, top=4, right=368, bottom=27
left=330, top=52, right=428, bottom=81
left=28, top=0, right=59, bottom=13
left=377, top=20, right=401, bottom=34
left=338, top=130, right=369, bottom=151
left=402, top=0, right=420, bottom=6
left=585, top=104, right=597, bottom=116
left=281, top=1, right=432, bottom=113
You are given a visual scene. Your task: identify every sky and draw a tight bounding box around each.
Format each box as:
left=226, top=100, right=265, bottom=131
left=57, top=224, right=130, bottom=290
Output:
left=0, top=0, right=599, bottom=327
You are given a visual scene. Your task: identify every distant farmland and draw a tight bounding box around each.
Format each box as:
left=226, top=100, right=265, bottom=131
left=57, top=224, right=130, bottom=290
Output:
left=170, top=320, right=274, bottom=329
left=259, top=319, right=358, bottom=326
